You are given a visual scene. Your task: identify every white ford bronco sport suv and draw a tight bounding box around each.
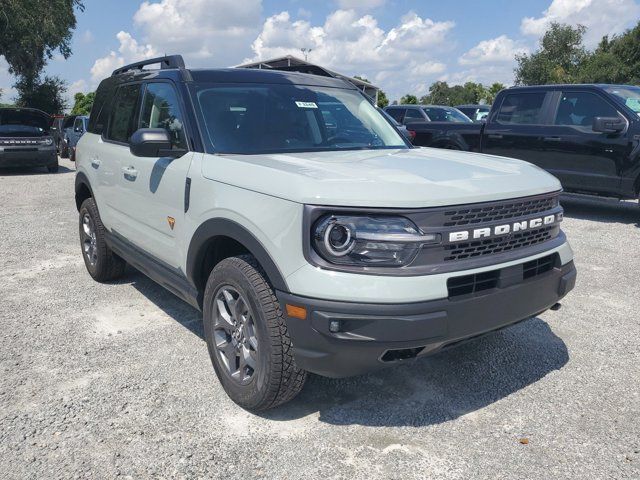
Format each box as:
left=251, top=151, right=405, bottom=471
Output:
left=75, top=56, right=576, bottom=410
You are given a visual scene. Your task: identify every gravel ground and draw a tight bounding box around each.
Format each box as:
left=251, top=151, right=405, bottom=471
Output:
left=0, top=158, right=638, bottom=479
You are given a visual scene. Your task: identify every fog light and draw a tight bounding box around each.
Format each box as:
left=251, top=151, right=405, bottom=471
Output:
left=329, top=320, right=340, bottom=333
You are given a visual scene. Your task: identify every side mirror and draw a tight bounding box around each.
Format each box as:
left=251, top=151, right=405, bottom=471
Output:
left=592, top=116, right=625, bottom=133
left=129, top=128, right=186, bottom=158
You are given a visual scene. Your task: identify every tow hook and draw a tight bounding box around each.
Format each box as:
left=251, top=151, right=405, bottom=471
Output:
left=550, top=302, right=562, bottom=311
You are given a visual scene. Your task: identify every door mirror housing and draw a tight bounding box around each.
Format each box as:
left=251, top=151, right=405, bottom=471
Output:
left=592, top=116, right=625, bottom=133
left=129, top=128, right=187, bottom=158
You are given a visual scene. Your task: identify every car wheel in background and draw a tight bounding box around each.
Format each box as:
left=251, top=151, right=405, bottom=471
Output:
left=47, top=160, right=59, bottom=173
left=79, top=198, right=127, bottom=282
left=70, top=147, right=76, bottom=162
left=203, top=255, right=307, bottom=411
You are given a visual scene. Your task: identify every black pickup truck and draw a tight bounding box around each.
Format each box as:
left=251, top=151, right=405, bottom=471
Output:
left=406, top=84, right=640, bottom=201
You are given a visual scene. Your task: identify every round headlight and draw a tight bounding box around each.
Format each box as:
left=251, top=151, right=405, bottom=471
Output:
left=323, top=220, right=355, bottom=257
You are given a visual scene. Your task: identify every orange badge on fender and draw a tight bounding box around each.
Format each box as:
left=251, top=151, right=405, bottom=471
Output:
left=167, top=217, right=176, bottom=230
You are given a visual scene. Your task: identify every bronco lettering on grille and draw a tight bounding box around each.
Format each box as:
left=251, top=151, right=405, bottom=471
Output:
left=448, top=213, right=562, bottom=243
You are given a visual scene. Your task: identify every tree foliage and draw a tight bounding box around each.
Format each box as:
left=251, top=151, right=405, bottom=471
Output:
left=0, top=0, right=84, bottom=78
left=0, top=0, right=84, bottom=113
left=14, top=76, right=68, bottom=114
left=70, top=92, right=96, bottom=115
left=515, top=21, right=640, bottom=86
left=418, top=81, right=504, bottom=106
left=400, top=94, right=418, bottom=104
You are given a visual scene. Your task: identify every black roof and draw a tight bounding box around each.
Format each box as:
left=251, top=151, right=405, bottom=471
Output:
left=0, top=107, right=50, bottom=117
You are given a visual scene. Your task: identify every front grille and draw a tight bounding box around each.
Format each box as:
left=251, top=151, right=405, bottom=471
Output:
left=447, top=253, right=559, bottom=298
left=4, top=148, right=37, bottom=152
left=443, top=225, right=555, bottom=262
left=443, top=196, right=558, bottom=227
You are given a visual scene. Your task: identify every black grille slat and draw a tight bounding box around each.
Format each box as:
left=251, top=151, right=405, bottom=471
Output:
left=443, top=226, right=556, bottom=262
left=443, top=196, right=558, bottom=227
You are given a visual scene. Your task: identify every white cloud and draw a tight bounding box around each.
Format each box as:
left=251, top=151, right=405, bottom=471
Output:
left=0, top=56, right=17, bottom=103
left=90, top=31, right=157, bottom=83
left=459, top=35, right=528, bottom=66
left=250, top=9, right=455, bottom=99
left=521, top=0, right=640, bottom=46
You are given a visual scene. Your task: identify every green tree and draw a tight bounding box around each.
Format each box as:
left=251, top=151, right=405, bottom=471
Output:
left=14, top=76, right=68, bottom=114
left=0, top=0, right=85, bottom=78
left=485, top=83, right=506, bottom=105
left=400, top=94, right=418, bottom=104
left=579, top=23, right=640, bottom=84
left=71, top=92, right=96, bottom=115
left=515, top=23, right=587, bottom=85
left=376, top=89, right=389, bottom=108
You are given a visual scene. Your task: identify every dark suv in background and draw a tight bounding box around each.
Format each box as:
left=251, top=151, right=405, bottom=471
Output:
left=0, top=108, right=58, bottom=172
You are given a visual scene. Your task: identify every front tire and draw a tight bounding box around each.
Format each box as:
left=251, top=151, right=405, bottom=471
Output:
left=203, top=255, right=307, bottom=411
left=79, top=198, right=126, bottom=282
left=47, top=160, right=59, bottom=173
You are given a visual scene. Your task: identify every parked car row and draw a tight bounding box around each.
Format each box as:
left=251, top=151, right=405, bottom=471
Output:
left=0, top=110, right=88, bottom=172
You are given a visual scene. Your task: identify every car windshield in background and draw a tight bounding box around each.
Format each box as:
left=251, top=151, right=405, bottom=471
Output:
left=423, top=107, right=472, bottom=123
left=192, top=84, right=408, bottom=154
left=0, top=109, right=50, bottom=137
left=604, top=86, right=640, bottom=115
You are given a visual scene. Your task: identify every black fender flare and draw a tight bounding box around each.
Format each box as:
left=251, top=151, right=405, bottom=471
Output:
left=74, top=172, right=94, bottom=210
left=186, top=218, right=289, bottom=293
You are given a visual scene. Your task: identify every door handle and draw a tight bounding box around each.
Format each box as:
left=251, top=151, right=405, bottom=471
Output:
left=122, top=166, right=138, bottom=180
left=487, top=134, right=503, bottom=139
left=90, top=158, right=101, bottom=168
left=543, top=136, right=563, bottom=142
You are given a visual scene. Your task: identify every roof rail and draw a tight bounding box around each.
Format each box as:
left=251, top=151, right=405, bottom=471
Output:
left=112, top=55, right=185, bottom=76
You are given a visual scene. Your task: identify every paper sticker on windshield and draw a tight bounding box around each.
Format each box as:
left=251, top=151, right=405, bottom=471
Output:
left=295, top=101, right=318, bottom=109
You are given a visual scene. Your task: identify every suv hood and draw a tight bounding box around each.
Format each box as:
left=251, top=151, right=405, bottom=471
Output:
left=202, top=147, right=561, bottom=208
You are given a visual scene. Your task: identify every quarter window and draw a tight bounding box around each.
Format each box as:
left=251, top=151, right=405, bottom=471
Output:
left=139, top=83, right=187, bottom=149
left=554, top=92, right=619, bottom=128
left=496, top=93, right=546, bottom=125
left=107, top=84, right=141, bottom=143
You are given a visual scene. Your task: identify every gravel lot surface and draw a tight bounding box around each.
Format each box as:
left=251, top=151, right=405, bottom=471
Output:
left=1, top=158, right=639, bottom=479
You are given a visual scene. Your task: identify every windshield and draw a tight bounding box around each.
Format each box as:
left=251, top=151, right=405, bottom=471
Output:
left=604, top=86, right=640, bottom=115
left=423, top=107, right=472, bottom=123
left=191, top=84, right=408, bottom=154
left=0, top=109, right=50, bottom=137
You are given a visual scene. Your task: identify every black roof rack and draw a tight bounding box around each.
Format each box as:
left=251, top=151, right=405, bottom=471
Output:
left=112, top=55, right=185, bottom=76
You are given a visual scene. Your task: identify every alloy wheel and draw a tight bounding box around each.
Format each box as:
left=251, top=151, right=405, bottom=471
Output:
left=213, top=286, right=259, bottom=385
left=81, top=213, right=98, bottom=267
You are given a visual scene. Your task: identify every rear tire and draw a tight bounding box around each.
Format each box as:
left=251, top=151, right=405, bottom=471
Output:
left=203, top=255, right=307, bottom=411
left=79, top=198, right=126, bottom=282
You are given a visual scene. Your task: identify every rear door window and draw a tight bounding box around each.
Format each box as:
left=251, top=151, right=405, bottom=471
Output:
left=554, top=92, right=620, bottom=128
left=106, top=84, right=141, bottom=143
left=496, top=93, right=546, bottom=125
left=403, top=108, right=424, bottom=123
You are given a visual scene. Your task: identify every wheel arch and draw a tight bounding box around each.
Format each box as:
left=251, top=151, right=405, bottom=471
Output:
left=75, top=172, right=94, bottom=211
left=187, top=218, right=289, bottom=302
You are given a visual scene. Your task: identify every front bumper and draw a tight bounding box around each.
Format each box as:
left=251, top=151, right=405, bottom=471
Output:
left=278, top=258, right=576, bottom=378
left=0, top=148, right=57, bottom=168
